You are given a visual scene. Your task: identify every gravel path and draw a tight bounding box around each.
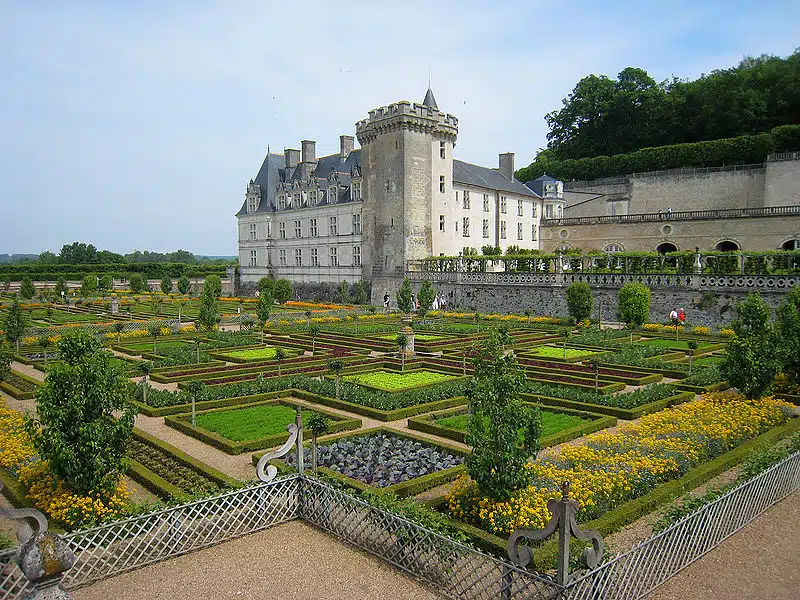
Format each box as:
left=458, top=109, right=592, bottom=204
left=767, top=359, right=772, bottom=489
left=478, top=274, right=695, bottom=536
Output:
left=644, top=490, right=800, bottom=600
left=71, top=520, right=441, bottom=600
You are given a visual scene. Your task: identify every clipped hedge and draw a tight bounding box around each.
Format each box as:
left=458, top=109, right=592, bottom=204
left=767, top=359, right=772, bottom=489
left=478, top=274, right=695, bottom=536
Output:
left=521, top=390, right=695, bottom=420
left=517, top=125, right=800, bottom=182
left=127, top=459, right=188, bottom=501
left=0, top=370, right=41, bottom=400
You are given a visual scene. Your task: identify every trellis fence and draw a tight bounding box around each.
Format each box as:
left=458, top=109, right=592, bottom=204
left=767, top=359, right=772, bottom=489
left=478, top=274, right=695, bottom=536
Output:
left=1, top=452, right=798, bottom=599
left=562, top=450, right=800, bottom=600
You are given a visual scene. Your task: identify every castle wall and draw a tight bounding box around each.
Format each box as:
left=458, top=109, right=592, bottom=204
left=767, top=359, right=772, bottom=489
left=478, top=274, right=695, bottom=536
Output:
left=765, top=154, right=800, bottom=208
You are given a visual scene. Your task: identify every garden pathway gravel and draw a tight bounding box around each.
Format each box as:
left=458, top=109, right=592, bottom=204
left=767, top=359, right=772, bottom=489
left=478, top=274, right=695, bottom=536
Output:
left=71, top=520, right=441, bottom=600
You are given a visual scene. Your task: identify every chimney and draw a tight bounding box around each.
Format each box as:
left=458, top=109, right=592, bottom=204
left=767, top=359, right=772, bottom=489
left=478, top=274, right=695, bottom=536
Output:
left=340, top=135, right=354, bottom=160
left=499, top=152, right=515, bottom=180
left=301, top=140, right=316, bottom=164
left=284, top=148, right=301, bottom=169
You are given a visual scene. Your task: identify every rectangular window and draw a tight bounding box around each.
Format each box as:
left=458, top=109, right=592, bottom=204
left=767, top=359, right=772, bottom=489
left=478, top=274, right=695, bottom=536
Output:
left=500, top=220, right=506, bottom=239
left=483, top=194, right=490, bottom=212
left=278, top=222, right=286, bottom=239
left=518, top=201, right=524, bottom=217
left=456, top=191, right=459, bottom=205
left=310, top=218, right=318, bottom=237
left=439, top=141, right=445, bottom=159
left=249, top=223, right=257, bottom=240
left=531, top=224, right=538, bottom=240
left=330, top=216, right=338, bottom=236
left=330, top=246, right=338, bottom=266
left=294, top=248, right=302, bottom=266
left=353, top=245, right=361, bottom=267
left=439, top=175, right=445, bottom=193
left=279, top=249, right=286, bottom=266
left=463, top=217, right=470, bottom=237
left=500, top=196, right=507, bottom=214
left=532, top=203, right=538, bottom=218
left=455, top=219, right=459, bottom=233
left=293, top=193, right=301, bottom=209
left=309, top=190, right=318, bottom=206
left=517, top=222, right=523, bottom=240
left=352, top=213, right=361, bottom=235
left=545, top=204, right=553, bottom=219
left=249, top=249, right=257, bottom=267
left=463, top=190, right=470, bottom=209
left=482, top=219, right=490, bottom=238
left=439, top=215, right=445, bottom=232
left=310, top=248, right=318, bottom=266
left=329, top=187, right=337, bottom=204
left=294, top=220, right=302, bottom=238
left=352, top=182, right=361, bottom=202
left=247, top=197, right=257, bottom=213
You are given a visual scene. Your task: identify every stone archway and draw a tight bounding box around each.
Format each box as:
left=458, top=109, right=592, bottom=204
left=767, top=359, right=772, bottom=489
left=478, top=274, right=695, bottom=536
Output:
left=715, top=240, right=740, bottom=252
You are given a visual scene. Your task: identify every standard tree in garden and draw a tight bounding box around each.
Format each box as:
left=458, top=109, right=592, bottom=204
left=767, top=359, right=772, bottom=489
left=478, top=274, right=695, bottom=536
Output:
left=128, top=273, right=147, bottom=294
left=396, top=278, right=414, bottom=313
left=396, top=332, right=409, bottom=371
left=565, top=281, right=593, bottom=324
left=309, top=325, right=321, bottom=353
left=417, top=280, right=436, bottom=321
left=38, top=335, right=53, bottom=370
left=275, top=347, right=286, bottom=376
left=98, top=274, right=113, bottom=294
left=721, top=293, right=782, bottom=399
left=112, top=322, right=125, bottom=344
left=19, top=276, right=35, bottom=300
left=137, top=361, right=154, bottom=406
left=307, top=413, right=329, bottom=473
left=273, top=279, right=292, bottom=304
left=466, top=331, right=542, bottom=502
left=54, top=277, right=68, bottom=301
left=81, top=275, right=97, bottom=297
left=328, top=359, right=344, bottom=399
left=0, top=349, right=12, bottom=385
left=687, top=340, right=699, bottom=374
left=4, top=297, right=26, bottom=351
left=203, top=275, right=222, bottom=299
left=197, top=277, right=221, bottom=331
left=160, top=276, right=172, bottom=295
left=186, top=381, right=204, bottom=426
left=353, top=280, right=368, bottom=305
left=27, top=332, right=136, bottom=496
left=177, top=275, right=191, bottom=295
left=338, top=281, right=350, bottom=304
left=618, top=282, right=651, bottom=341
left=776, top=286, right=800, bottom=385
left=256, top=290, right=273, bottom=344
left=147, top=321, right=162, bottom=354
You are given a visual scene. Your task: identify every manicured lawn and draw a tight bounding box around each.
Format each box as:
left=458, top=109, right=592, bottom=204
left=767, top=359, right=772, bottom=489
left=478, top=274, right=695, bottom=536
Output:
left=376, top=333, right=448, bottom=342
left=218, top=346, right=298, bottom=360
left=195, top=404, right=313, bottom=442
left=639, top=338, right=715, bottom=350
left=529, top=345, right=598, bottom=360
left=122, top=340, right=189, bottom=352
left=436, top=410, right=587, bottom=442
left=342, top=370, right=458, bottom=391
left=691, top=354, right=725, bottom=367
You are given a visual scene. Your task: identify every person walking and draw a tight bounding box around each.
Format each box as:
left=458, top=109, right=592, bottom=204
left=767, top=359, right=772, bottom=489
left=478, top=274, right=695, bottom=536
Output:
left=677, top=307, right=686, bottom=325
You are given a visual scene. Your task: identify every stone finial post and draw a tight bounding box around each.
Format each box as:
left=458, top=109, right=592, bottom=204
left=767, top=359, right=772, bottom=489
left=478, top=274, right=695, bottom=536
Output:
left=507, top=481, right=604, bottom=586
left=693, top=247, right=703, bottom=274
left=0, top=483, right=75, bottom=599
left=401, top=325, right=415, bottom=357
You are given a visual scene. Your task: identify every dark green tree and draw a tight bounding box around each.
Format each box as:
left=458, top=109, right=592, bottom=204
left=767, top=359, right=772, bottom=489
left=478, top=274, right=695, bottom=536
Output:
left=309, top=324, right=321, bottom=353
left=160, top=276, right=173, bottom=295
left=618, top=282, right=651, bottom=340
left=203, top=275, right=222, bottom=299
left=417, top=280, right=436, bottom=321
left=777, top=287, right=800, bottom=384
left=27, top=331, right=136, bottom=496
left=275, top=347, right=286, bottom=376
left=352, top=280, right=368, bottom=305
left=81, top=275, right=97, bottom=297
left=565, top=281, right=593, bottom=323
left=256, top=290, right=273, bottom=343
left=273, top=279, right=293, bottom=304
left=257, top=277, right=275, bottom=299
left=4, top=297, right=26, bottom=351
left=177, top=275, right=191, bottom=295
left=396, top=332, right=409, bottom=372
left=97, top=274, right=113, bottom=294
left=128, top=273, right=147, bottom=294
left=466, top=331, right=542, bottom=501
left=328, top=359, right=344, bottom=400
left=19, top=276, right=35, bottom=300
left=338, top=281, right=350, bottom=304
left=396, top=278, right=413, bottom=313
left=721, top=294, right=782, bottom=399
left=307, top=413, right=330, bottom=473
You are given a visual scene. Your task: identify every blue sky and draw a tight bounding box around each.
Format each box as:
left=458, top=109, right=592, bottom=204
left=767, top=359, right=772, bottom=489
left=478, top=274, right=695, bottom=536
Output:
left=0, top=1, right=797, bottom=255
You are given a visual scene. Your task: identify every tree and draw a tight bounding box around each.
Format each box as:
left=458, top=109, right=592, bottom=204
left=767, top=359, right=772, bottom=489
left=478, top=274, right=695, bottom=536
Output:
left=258, top=277, right=275, bottom=299
left=97, top=274, right=113, bottom=294
left=618, top=282, right=651, bottom=340
left=203, top=275, right=222, bottom=299
left=309, top=325, right=321, bottom=353
left=196, top=278, right=220, bottom=331
left=19, top=276, right=35, bottom=300
left=275, top=347, right=286, bottom=376
left=128, top=273, right=147, bottom=294
left=27, top=331, right=136, bottom=496
left=497, top=326, right=512, bottom=352
left=466, top=331, right=542, bottom=501
left=186, top=381, right=204, bottom=426
left=417, top=280, right=436, bottom=321
left=721, top=293, right=782, bottom=399
left=112, top=321, right=125, bottom=345
left=565, top=282, right=593, bottom=323
left=81, top=275, right=97, bottom=297
left=137, top=361, right=154, bottom=406
left=177, top=275, right=191, bottom=295
left=338, top=281, right=350, bottom=304
left=687, top=340, right=699, bottom=375
left=4, top=297, right=26, bottom=351
left=396, top=332, right=409, bottom=372
left=307, top=413, right=329, bottom=474
left=45, top=307, right=54, bottom=324
left=0, top=349, right=12, bottom=384
left=777, top=287, right=800, bottom=384
left=147, top=321, right=162, bottom=354
left=256, top=291, right=273, bottom=343
left=328, top=359, right=344, bottom=400
left=273, top=279, right=292, bottom=304
left=38, top=335, right=53, bottom=370
left=54, top=277, right=68, bottom=302
left=353, top=280, right=368, bottom=305
left=588, top=356, right=603, bottom=393
left=396, top=279, right=414, bottom=313
left=160, top=276, right=172, bottom=295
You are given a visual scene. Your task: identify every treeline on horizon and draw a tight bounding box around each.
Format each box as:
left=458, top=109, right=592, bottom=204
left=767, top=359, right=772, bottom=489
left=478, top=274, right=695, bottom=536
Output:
left=518, top=50, right=800, bottom=181
left=1, top=242, right=236, bottom=266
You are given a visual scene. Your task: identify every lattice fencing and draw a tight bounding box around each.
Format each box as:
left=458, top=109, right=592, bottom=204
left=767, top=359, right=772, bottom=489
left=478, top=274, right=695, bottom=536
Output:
left=299, top=477, right=562, bottom=600
left=0, top=550, right=29, bottom=600
left=563, top=451, right=800, bottom=600
left=60, top=475, right=300, bottom=590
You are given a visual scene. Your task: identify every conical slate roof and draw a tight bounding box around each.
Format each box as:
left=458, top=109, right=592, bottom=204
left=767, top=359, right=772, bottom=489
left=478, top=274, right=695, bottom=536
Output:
left=422, top=87, right=438, bottom=110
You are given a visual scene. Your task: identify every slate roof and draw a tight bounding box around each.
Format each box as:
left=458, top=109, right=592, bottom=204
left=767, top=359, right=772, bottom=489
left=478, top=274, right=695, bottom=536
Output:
left=422, top=88, right=438, bottom=110
left=453, top=160, right=540, bottom=197
left=525, top=174, right=557, bottom=197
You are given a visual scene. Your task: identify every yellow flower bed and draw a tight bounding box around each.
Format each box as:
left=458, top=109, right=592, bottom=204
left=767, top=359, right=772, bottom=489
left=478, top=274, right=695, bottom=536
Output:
left=286, top=300, right=353, bottom=310
left=720, top=328, right=734, bottom=337
left=447, top=393, right=793, bottom=536
left=693, top=326, right=711, bottom=335
left=0, top=399, right=129, bottom=530
left=663, top=324, right=684, bottom=332
left=642, top=323, right=663, bottom=331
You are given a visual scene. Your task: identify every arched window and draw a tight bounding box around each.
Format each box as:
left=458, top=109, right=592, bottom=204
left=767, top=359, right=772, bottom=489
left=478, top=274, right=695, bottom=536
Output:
left=715, top=240, right=740, bottom=252
left=656, top=242, right=678, bottom=254
left=781, top=239, right=799, bottom=251
left=603, top=244, right=624, bottom=253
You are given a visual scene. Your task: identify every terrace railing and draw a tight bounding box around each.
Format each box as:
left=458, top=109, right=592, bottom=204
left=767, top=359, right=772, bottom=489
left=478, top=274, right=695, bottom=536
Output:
left=563, top=450, right=800, bottom=600
left=1, top=451, right=797, bottom=599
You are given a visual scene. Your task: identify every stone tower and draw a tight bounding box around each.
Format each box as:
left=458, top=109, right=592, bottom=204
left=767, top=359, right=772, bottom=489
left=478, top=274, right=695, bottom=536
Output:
left=356, top=88, right=458, bottom=301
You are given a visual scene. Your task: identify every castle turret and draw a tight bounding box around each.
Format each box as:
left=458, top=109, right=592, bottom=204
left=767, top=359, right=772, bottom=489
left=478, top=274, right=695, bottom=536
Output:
left=356, top=89, right=458, bottom=292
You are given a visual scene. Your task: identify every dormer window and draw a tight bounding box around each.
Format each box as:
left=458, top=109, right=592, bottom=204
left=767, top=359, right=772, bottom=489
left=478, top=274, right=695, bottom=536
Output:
left=293, top=193, right=301, bottom=209
left=329, top=187, right=337, bottom=204
left=309, top=189, right=318, bottom=206
left=352, top=182, right=362, bottom=202
left=247, top=196, right=258, bottom=213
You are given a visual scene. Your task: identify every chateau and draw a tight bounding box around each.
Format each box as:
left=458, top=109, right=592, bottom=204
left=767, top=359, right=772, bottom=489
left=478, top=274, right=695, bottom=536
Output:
left=236, top=89, right=561, bottom=290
